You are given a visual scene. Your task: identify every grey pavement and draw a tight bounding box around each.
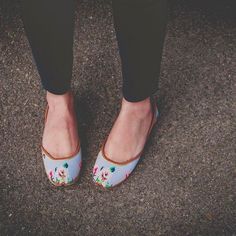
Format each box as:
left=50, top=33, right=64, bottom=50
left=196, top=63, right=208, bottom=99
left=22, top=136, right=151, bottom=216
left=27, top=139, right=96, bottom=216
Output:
left=0, top=0, right=235, bottom=235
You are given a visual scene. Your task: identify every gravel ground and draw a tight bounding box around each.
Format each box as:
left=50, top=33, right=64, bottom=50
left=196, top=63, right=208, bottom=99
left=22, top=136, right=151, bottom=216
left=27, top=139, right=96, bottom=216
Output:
left=0, top=0, right=235, bottom=235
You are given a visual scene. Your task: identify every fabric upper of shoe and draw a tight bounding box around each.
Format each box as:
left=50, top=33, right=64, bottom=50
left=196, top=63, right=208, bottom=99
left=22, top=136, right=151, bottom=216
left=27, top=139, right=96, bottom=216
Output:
left=93, top=150, right=140, bottom=188
left=42, top=147, right=82, bottom=186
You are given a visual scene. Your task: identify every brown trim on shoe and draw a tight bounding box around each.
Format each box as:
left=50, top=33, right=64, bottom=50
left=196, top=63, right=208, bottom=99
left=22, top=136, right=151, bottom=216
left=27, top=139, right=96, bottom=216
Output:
left=41, top=142, right=81, bottom=160
left=100, top=96, right=158, bottom=165
left=44, top=103, right=49, bottom=123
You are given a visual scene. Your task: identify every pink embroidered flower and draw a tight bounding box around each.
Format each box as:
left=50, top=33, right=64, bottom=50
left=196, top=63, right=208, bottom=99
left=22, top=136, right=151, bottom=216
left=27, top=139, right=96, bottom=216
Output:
left=93, top=165, right=99, bottom=175
left=58, top=168, right=66, bottom=179
left=125, top=173, right=130, bottom=179
left=98, top=167, right=115, bottom=182
left=48, top=170, right=53, bottom=179
left=54, top=166, right=69, bottom=184
left=79, top=161, right=82, bottom=169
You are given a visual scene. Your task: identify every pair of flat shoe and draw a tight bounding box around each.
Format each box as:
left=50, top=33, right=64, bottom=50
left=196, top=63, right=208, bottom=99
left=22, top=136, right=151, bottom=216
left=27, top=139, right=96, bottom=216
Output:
left=41, top=97, right=159, bottom=188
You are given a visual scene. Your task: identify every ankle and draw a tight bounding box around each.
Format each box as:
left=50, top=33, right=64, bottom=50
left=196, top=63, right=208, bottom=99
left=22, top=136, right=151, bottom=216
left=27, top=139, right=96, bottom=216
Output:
left=46, top=90, right=75, bottom=112
left=121, top=97, right=152, bottom=117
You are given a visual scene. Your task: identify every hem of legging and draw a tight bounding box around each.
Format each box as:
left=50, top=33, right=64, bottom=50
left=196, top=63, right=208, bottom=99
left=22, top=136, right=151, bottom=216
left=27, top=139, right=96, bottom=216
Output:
left=43, top=86, right=71, bottom=95
left=122, top=87, right=158, bottom=103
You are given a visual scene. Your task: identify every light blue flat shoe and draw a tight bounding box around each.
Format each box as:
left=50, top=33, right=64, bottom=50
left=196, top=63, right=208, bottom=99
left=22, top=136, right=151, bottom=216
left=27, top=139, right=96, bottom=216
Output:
left=41, top=104, right=82, bottom=186
left=92, top=97, right=159, bottom=189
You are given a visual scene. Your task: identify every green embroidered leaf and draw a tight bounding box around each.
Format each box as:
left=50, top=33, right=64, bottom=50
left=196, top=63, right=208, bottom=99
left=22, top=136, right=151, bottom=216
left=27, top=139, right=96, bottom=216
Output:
left=63, top=163, right=69, bottom=168
left=110, top=167, right=115, bottom=173
left=67, top=178, right=73, bottom=184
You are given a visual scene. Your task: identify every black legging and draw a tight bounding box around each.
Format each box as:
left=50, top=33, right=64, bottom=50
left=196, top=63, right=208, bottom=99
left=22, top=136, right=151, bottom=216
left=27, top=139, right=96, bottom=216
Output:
left=22, top=0, right=168, bottom=102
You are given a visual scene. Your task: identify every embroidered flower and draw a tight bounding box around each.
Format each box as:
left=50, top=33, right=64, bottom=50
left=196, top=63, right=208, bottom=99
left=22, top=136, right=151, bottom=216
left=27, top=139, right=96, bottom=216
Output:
left=52, top=165, right=72, bottom=185
left=93, top=164, right=99, bottom=175
left=95, top=166, right=115, bottom=188
left=48, top=169, right=53, bottom=179
left=79, top=161, right=82, bottom=169
left=125, top=172, right=130, bottom=179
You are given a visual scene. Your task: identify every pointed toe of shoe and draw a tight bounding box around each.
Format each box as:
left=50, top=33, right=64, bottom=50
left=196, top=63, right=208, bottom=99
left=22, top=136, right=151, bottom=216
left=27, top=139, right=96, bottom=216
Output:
left=92, top=150, right=140, bottom=189
left=42, top=146, right=82, bottom=187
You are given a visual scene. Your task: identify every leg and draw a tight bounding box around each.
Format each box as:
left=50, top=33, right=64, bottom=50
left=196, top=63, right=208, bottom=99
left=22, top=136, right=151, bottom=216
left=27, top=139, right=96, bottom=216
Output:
left=22, top=0, right=75, bottom=94
left=22, top=0, right=79, bottom=158
left=112, top=0, right=168, bottom=102
left=103, top=0, right=168, bottom=162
